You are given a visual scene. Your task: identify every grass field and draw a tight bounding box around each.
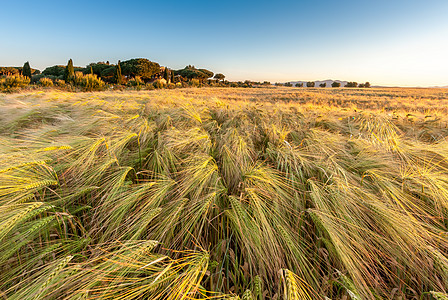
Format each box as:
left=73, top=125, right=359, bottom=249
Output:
left=1, top=87, right=448, bottom=299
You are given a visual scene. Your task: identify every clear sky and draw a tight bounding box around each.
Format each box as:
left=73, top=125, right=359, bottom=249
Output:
left=1, top=0, right=448, bottom=86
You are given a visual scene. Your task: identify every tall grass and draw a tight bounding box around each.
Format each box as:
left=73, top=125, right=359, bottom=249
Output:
left=0, top=88, right=448, bottom=299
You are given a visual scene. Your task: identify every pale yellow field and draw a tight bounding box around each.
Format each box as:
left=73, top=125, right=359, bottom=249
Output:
left=1, top=87, right=448, bottom=299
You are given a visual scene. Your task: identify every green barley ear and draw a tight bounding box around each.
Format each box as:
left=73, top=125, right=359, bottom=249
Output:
left=36, top=255, right=73, bottom=298
left=242, top=289, right=254, bottom=300
left=0, top=202, right=44, bottom=241
left=280, top=269, right=314, bottom=300
left=253, top=275, right=262, bottom=299
left=430, top=291, right=448, bottom=300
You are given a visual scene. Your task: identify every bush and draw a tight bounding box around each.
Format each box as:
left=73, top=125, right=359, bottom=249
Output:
left=73, top=72, right=105, bottom=91
left=189, top=78, right=201, bottom=87
left=0, top=75, right=30, bottom=90
left=167, top=83, right=176, bottom=89
left=145, top=83, right=155, bottom=90
left=54, top=79, right=66, bottom=87
left=39, top=77, right=53, bottom=87
left=153, top=79, right=167, bottom=89
left=127, top=76, right=144, bottom=87
left=306, top=81, right=315, bottom=87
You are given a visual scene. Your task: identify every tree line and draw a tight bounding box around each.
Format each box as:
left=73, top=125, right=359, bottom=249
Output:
left=1, top=57, right=372, bottom=92
left=279, top=81, right=371, bottom=88
left=0, top=58, right=229, bottom=91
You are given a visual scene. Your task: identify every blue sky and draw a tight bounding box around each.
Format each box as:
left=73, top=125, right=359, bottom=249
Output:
left=1, top=0, right=448, bottom=86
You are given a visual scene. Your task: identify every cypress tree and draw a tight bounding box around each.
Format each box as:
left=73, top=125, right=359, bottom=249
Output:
left=64, top=59, right=75, bottom=82
left=163, top=67, right=169, bottom=82
left=115, top=60, right=123, bottom=84
left=22, top=61, right=32, bottom=79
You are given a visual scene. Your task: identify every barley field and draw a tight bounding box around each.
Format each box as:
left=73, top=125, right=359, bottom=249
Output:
left=1, top=87, right=448, bottom=299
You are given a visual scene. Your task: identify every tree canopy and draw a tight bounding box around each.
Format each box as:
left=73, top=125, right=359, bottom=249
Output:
left=214, top=73, right=225, bottom=81
left=120, top=58, right=160, bottom=81
left=175, top=66, right=214, bottom=80
left=87, top=62, right=115, bottom=77
left=331, top=81, right=341, bottom=87
left=346, top=82, right=358, bottom=87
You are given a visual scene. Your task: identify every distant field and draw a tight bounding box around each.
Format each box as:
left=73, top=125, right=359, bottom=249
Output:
left=1, top=87, right=448, bottom=299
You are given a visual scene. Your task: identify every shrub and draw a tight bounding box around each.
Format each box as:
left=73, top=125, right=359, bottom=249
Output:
left=127, top=76, right=144, bottom=87
left=0, top=75, right=30, bottom=90
left=295, top=83, right=303, bottom=87
left=54, top=79, right=66, bottom=87
left=39, top=77, right=53, bottom=87
left=153, top=79, right=167, bottom=89
left=145, top=83, right=155, bottom=90
left=189, top=78, right=201, bottom=87
left=0, top=67, right=20, bottom=76
left=306, top=81, right=315, bottom=87
left=167, top=83, right=176, bottom=89
left=73, top=72, right=105, bottom=91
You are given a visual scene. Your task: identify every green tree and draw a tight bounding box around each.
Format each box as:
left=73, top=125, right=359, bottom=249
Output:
left=86, top=62, right=114, bottom=77
left=64, top=59, right=75, bottom=82
left=163, top=67, right=170, bottom=82
left=214, top=73, right=225, bottom=81
left=331, top=81, right=341, bottom=87
left=174, top=66, right=214, bottom=82
left=114, top=61, right=123, bottom=84
left=306, top=81, right=315, bottom=87
left=120, top=58, right=161, bottom=81
left=319, top=83, right=326, bottom=88
left=295, top=83, right=303, bottom=87
left=22, top=62, right=32, bottom=79
left=345, top=82, right=358, bottom=87
left=100, top=67, right=116, bottom=82
left=42, top=65, right=66, bottom=77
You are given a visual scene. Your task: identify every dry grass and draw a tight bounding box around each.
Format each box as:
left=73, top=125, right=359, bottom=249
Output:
left=1, top=87, right=448, bottom=299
